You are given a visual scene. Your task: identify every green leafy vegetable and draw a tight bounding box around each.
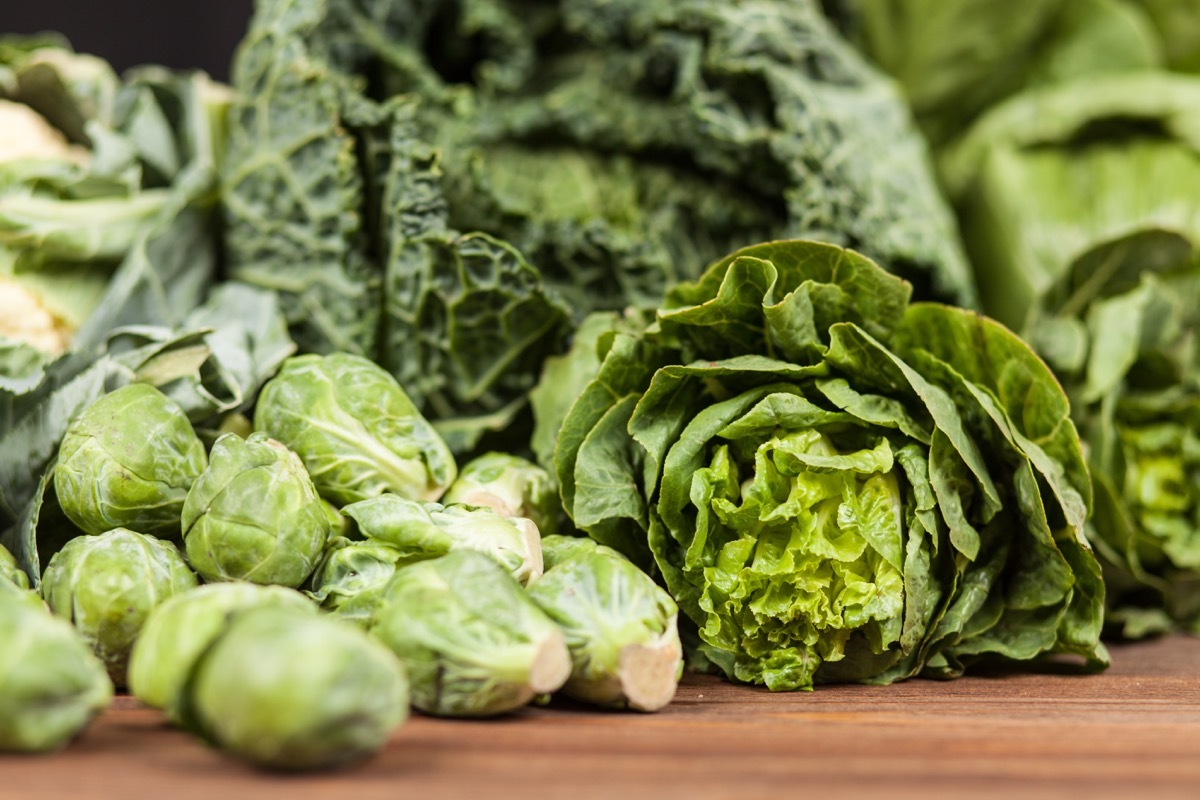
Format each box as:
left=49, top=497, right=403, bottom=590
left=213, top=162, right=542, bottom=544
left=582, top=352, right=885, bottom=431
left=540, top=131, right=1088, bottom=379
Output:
left=528, top=536, right=683, bottom=711
left=0, top=36, right=229, bottom=358
left=0, top=282, right=293, bottom=584
left=0, top=582, right=112, bottom=752
left=54, top=382, right=207, bottom=540
left=253, top=353, right=457, bottom=506
left=182, top=432, right=330, bottom=587
left=342, top=494, right=542, bottom=585
left=223, top=0, right=973, bottom=451
left=306, top=537, right=408, bottom=626
left=185, top=605, right=409, bottom=771
left=39, top=528, right=198, bottom=686
left=443, top=451, right=558, bottom=536
left=830, top=0, right=1166, bottom=144
left=128, top=582, right=315, bottom=722
left=369, top=550, right=570, bottom=717
left=555, top=240, right=1107, bottom=691
left=0, top=540, right=28, bottom=588
left=939, top=74, right=1200, bottom=634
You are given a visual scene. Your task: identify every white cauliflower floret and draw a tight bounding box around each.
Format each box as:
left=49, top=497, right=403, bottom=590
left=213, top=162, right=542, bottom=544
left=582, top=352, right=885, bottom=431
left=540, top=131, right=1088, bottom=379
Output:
left=0, top=278, right=71, bottom=355
left=0, top=100, right=88, bottom=165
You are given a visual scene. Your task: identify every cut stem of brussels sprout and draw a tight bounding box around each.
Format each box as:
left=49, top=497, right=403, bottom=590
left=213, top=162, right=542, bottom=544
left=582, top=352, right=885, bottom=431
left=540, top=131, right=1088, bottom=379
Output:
left=529, top=537, right=682, bottom=711
left=528, top=631, right=574, bottom=695
left=608, top=625, right=683, bottom=712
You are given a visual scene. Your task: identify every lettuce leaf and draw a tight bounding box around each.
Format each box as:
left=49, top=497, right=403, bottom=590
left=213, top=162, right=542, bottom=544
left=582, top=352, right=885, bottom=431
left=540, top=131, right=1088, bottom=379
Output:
left=555, top=240, right=1105, bottom=690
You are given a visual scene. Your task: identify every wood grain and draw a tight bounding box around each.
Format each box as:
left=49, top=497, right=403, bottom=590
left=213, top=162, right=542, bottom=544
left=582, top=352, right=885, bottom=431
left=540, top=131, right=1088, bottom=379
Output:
left=3, top=636, right=1198, bottom=800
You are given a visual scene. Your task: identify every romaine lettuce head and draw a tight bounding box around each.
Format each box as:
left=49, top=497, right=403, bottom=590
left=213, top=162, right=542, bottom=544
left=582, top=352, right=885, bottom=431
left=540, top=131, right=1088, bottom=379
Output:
left=39, top=528, right=198, bottom=686
left=128, top=581, right=314, bottom=720
left=941, top=73, right=1200, bottom=635
left=369, top=550, right=570, bottom=717
left=342, top=494, right=542, bottom=585
left=0, top=583, right=112, bottom=752
left=222, top=0, right=971, bottom=452
left=528, top=536, right=683, bottom=711
left=1047, top=266, right=1200, bottom=636
left=556, top=240, right=1107, bottom=691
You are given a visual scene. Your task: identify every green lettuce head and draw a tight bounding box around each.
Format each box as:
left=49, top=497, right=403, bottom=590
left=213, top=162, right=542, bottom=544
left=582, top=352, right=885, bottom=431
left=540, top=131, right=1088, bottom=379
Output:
left=555, top=240, right=1107, bottom=691
left=0, top=584, right=112, bottom=752
left=343, top=494, right=542, bottom=586
left=444, top=451, right=558, bottom=536
left=128, top=582, right=315, bottom=720
left=39, top=528, right=198, bottom=686
left=253, top=353, right=457, bottom=506
left=1, top=541, right=29, bottom=589
left=941, top=74, right=1200, bottom=635
left=1052, top=269, right=1200, bottom=636
left=54, top=383, right=208, bottom=539
left=369, top=550, right=571, bottom=717
left=529, top=536, right=683, bottom=711
left=182, top=432, right=330, bottom=587
left=185, top=605, right=409, bottom=771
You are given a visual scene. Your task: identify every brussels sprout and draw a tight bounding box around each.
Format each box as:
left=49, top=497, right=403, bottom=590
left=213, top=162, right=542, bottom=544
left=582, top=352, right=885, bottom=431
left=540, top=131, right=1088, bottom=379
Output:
left=369, top=550, right=571, bottom=717
left=182, top=432, right=329, bottom=587
left=444, top=452, right=559, bottom=536
left=0, top=541, right=30, bottom=589
left=40, top=528, right=198, bottom=685
left=186, top=606, right=409, bottom=771
left=344, top=494, right=543, bottom=585
left=540, top=535, right=626, bottom=571
left=307, top=538, right=408, bottom=627
left=253, top=353, right=457, bottom=506
left=128, top=582, right=314, bottom=720
left=54, top=383, right=207, bottom=539
left=528, top=537, right=683, bottom=712
left=0, top=585, right=112, bottom=752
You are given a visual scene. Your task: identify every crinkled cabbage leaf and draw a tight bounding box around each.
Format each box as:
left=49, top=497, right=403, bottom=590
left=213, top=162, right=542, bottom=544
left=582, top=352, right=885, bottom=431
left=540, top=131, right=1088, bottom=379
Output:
left=223, top=0, right=973, bottom=451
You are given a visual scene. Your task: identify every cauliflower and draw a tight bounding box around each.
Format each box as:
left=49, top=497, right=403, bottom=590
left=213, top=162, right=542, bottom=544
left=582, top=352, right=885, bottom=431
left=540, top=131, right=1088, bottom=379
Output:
left=0, top=100, right=87, bottom=165
left=0, top=278, right=71, bottom=355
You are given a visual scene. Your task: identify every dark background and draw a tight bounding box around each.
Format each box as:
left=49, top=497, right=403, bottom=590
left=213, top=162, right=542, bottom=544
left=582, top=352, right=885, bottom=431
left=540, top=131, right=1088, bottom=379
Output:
left=6, top=1, right=254, bottom=80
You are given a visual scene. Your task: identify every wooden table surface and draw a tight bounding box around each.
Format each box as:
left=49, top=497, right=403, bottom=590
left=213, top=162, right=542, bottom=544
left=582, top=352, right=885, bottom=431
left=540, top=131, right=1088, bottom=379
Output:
left=3, top=635, right=1198, bottom=800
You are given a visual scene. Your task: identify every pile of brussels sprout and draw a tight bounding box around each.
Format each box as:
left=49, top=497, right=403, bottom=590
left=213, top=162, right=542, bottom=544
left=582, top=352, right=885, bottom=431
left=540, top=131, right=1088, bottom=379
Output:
left=0, top=353, right=683, bottom=770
